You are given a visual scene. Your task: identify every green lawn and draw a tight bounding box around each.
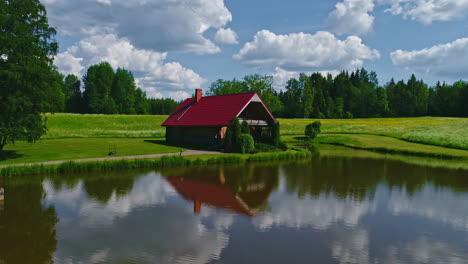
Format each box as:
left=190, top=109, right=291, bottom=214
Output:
left=43, top=113, right=167, bottom=139
left=1, top=138, right=179, bottom=165
left=2, top=114, right=468, bottom=165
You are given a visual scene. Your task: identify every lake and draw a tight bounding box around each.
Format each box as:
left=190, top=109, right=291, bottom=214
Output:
left=1, top=148, right=468, bottom=264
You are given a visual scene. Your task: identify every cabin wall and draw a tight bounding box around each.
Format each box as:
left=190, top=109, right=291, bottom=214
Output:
left=166, top=126, right=221, bottom=145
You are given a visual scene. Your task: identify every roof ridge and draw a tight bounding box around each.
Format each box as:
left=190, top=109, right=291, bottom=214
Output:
left=198, top=92, right=256, bottom=99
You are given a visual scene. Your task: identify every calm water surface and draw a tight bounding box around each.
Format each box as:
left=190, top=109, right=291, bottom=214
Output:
left=1, top=153, right=468, bottom=263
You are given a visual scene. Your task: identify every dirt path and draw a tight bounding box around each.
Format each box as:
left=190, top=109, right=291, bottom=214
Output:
left=0, top=150, right=222, bottom=168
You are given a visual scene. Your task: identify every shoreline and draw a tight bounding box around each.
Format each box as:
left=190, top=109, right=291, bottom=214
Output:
left=0, top=149, right=221, bottom=169
left=0, top=150, right=312, bottom=177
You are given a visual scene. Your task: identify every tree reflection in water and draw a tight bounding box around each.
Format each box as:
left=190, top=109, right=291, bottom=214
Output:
left=283, top=156, right=468, bottom=201
left=0, top=179, right=58, bottom=264
left=1, top=154, right=467, bottom=264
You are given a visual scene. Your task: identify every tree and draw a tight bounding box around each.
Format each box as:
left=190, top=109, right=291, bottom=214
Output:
left=134, top=88, right=149, bottom=114
left=83, top=62, right=115, bottom=114
left=310, top=73, right=327, bottom=118
left=0, top=0, right=59, bottom=151
left=407, top=74, right=429, bottom=116
left=243, top=74, right=284, bottom=115
left=148, top=98, right=179, bottom=115
left=207, top=75, right=284, bottom=115
left=279, top=78, right=303, bottom=118
left=375, top=87, right=390, bottom=117
left=47, top=70, right=66, bottom=113
left=111, top=68, right=137, bottom=114
left=302, top=74, right=315, bottom=118
left=206, top=79, right=246, bottom=96
left=387, top=75, right=428, bottom=117
left=63, top=74, right=83, bottom=113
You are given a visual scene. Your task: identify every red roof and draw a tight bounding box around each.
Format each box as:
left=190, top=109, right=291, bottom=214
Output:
left=161, top=92, right=274, bottom=126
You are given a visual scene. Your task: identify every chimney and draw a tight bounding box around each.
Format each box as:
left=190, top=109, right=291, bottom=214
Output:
left=195, top=89, right=202, bottom=102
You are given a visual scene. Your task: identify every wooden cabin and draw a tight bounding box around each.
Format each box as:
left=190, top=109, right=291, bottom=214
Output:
left=161, top=89, right=276, bottom=145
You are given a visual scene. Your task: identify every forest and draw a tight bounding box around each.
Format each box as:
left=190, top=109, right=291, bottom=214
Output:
left=55, top=62, right=468, bottom=118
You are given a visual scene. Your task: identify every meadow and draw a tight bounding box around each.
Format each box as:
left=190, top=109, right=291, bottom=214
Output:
left=1, top=113, right=468, bottom=166
left=279, top=117, right=468, bottom=150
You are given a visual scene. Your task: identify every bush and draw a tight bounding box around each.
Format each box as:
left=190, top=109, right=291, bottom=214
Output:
left=238, top=133, right=255, bottom=154
left=254, top=143, right=280, bottom=153
left=270, top=121, right=281, bottom=147
left=241, top=119, right=250, bottom=134
left=224, top=117, right=241, bottom=152
left=305, top=121, right=321, bottom=139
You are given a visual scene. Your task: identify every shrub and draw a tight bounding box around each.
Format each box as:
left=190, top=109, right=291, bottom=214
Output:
left=305, top=121, right=321, bottom=140
left=238, top=134, right=255, bottom=154
left=254, top=143, right=280, bottom=153
left=224, top=117, right=241, bottom=152
left=241, top=119, right=250, bottom=134
left=270, top=121, right=281, bottom=147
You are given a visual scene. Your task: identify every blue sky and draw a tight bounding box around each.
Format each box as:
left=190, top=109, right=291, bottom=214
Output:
left=44, top=0, right=468, bottom=100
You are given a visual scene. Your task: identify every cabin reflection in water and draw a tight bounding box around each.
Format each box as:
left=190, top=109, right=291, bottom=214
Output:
left=164, top=166, right=278, bottom=216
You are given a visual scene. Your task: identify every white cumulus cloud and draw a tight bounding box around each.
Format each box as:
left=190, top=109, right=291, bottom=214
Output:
left=377, top=0, right=468, bottom=24
left=270, top=67, right=339, bottom=91
left=328, top=0, right=375, bottom=36
left=271, top=67, right=303, bottom=91
left=234, top=30, right=379, bottom=73
left=43, top=0, right=232, bottom=54
left=390, top=37, right=468, bottom=78
left=55, top=34, right=206, bottom=98
left=214, top=28, right=239, bottom=44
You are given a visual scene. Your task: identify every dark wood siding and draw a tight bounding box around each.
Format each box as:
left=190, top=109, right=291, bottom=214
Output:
left=166, top=126, right=221, bottom=145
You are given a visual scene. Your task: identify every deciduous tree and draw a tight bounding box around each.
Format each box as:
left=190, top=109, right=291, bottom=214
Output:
left=0, top=0, right=59, bottom=150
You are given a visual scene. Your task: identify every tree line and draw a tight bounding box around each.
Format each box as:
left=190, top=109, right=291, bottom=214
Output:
left=59, top=65, right=468, bottom=119
left=208, top=69, right=468, bottom=118
left=57, top=62, right=180, bottom=115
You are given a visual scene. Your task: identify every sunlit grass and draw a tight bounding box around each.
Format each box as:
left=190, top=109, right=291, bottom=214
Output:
left=1, top=138, right=179, bottom=165
left=316, top=134, right=468, bottom=159
left=280, top=117, right=468, bottom=150
left=44, top=113, right=167, bottom=139
left=0, top=150, right=312, bottom=176
left=3, top=114, right=468, bottom=165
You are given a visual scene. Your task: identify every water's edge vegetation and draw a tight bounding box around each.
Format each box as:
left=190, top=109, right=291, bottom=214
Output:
left=0, top=150, right=312, bottom=177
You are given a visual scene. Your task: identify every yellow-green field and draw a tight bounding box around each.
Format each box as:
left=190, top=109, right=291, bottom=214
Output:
left=279, top=117, right=468, bottom=150
left=44, top=113, right=167, bottom=139
left=1, top=113, right=468, bottom=165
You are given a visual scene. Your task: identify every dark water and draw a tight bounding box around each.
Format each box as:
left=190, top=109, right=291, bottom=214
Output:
left=1, top=154, right=468, bottom=263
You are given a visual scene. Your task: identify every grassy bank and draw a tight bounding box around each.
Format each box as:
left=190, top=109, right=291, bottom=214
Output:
left=317, top=144, right=468, bottom=171
left=2, top=114, right=468, bottom=165
left=315, top=134, right=468, bottom=159
left=0, top=150, right=312, bottom=177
